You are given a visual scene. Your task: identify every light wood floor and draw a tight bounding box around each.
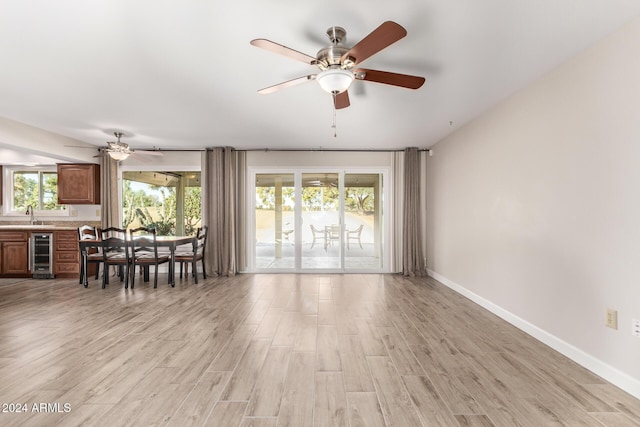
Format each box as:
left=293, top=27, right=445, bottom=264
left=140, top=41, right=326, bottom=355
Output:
left=0, top=273, right=638, bottom=427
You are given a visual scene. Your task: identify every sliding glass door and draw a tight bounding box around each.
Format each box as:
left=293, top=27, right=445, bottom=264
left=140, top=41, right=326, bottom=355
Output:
left=301, top=173, right=340, bottom=269
left=254, top=173, right=295, bottom=269
left=343, top=173, right=383, bottom=269
left=253, top=170, right=385, bottom=272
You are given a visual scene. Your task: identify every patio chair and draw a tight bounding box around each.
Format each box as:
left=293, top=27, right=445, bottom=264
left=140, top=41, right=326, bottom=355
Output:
left=310, top=225, right=325, bottom=249
left=346, top=224, right=364, bottom=249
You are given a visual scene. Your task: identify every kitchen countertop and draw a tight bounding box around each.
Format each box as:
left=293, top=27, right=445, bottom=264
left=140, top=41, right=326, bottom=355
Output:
left=0, top=225, right=78, bottom=231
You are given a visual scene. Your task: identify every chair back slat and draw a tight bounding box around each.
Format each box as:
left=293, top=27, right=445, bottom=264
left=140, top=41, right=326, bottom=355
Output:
left=195, top=225, right=208, bottom=255
left=175, top=225, right=208, bottom=283
left=130, top=227, right=159, bottom=257
left=78, top=225, right=98, bottom=240
left=100, top=227, right=129, bottom=260
left=129, top=226, right=170, bottom=288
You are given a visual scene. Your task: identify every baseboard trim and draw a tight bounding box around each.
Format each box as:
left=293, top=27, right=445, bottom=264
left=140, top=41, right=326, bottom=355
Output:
left=427, top=269, right=640, bottom=400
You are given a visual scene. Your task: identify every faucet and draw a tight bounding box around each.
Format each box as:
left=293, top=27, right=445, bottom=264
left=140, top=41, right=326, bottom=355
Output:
left=25, top=205, right=36, bottom=225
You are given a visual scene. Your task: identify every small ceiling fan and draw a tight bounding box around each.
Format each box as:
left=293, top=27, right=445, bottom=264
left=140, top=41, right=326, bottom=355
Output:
left=104, top=132, right=163, bottom=160
left=67, top=132, right=163, bottom=161
left=250, top=21, right=426, bottom=109
left=102, top=132, right=163, bottom=161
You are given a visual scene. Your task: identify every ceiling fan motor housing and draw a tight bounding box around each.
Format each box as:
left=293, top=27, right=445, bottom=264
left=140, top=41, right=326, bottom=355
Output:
left=314, top=26, right=355, bottom=70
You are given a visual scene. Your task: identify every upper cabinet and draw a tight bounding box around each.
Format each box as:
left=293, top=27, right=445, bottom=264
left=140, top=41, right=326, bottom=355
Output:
left=57, top=163, right=100, bottom=204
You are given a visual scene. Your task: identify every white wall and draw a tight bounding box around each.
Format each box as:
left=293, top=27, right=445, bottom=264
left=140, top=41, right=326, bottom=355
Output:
left=247, top=150, right=393, bottom=168
left=427, top=17, right=640, bottom=396
left=0, top=116, right=97, bottom=163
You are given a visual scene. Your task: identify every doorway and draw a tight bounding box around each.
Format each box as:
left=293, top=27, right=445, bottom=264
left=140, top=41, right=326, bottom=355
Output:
left=252, top=170, right=385, bottom=272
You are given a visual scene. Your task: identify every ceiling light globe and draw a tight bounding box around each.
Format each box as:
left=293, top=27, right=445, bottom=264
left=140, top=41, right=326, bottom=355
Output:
left=317, top=68, right=354, bottom=94
left=108, top=151, right=129, bottom=161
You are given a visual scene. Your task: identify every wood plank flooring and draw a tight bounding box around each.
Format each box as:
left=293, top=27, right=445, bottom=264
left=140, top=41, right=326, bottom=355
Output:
left=0, top=273, right=638, bottom=426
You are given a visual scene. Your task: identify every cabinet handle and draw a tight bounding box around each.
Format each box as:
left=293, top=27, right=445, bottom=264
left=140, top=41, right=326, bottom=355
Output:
left=28, top=238, right=33, bottom=271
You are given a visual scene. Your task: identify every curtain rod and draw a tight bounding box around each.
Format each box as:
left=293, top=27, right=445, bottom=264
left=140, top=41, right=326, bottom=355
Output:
left=240, top=148, right=431, bottom=152
left=158, top=148, right=431, bottom=153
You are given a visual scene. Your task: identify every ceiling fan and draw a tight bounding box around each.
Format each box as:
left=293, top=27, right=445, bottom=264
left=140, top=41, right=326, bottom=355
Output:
left=68, top=132, right=163, bottom=161
left=250, top=21, right=426, bottom=109
left=103, top=132, right=165, bottom=161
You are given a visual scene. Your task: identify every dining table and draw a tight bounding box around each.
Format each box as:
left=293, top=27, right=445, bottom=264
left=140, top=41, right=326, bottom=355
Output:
left=78, top=235, right=196, bottom=288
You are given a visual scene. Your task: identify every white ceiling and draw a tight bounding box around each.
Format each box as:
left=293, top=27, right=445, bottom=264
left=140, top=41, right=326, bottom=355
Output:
left=1, top=1, right=640, bottom=155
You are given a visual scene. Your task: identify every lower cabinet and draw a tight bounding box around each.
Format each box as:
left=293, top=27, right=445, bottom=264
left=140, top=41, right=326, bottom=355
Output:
left=54, top=230, right=79, bottom=278
left=0, top=230, right=82, bottom=279
left=0, top=232, right=30, bottom=277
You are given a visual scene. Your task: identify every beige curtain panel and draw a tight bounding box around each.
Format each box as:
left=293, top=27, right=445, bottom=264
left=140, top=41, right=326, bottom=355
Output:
left=203, top=147, right=238, bottom=276
left=100, top=155, right=120, bottom=229
left=402, top=147, right=426, bottom=276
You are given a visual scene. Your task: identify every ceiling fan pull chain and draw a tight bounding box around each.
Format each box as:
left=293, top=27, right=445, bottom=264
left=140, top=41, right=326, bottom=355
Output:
left=332, top=93, right=337, bottom=138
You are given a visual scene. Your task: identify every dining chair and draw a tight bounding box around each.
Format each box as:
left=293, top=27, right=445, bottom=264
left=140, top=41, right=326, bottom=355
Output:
left=346, top=224, right=364, bottom=249
left=100, top=227, right=131, bottom=289
left=310, top=224, right=325, bottom=249
left=130, top=227, right=170, bottom=289
left=77, top=225, right=102, bottom=286
left=175, top=225, right=208, bottom=284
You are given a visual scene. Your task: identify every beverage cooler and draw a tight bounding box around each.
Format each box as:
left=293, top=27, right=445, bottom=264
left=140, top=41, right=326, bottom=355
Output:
left=30, top=233, right=54, bottom=279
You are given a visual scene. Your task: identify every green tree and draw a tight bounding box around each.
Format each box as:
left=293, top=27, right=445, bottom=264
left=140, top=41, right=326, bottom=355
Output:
left=301, top=186, right=338, bottom=211
left=43, top=173, right=61, bottom=210
left=122, top=174, right=202, bottom=236
left=256, top=186, right=295, bottom=210
left=13, top=173, right=38, bottom=210
left=256, top=186, right=276, bottom=209
left=122, top=180, right=157, bottom=229
left=184, top=186, right=202, bottom=235
left=148, top=187, right=176, bottom=235
left=345, top=187, right=374, bottom=214
left=13, top=171, right=63, bottom=211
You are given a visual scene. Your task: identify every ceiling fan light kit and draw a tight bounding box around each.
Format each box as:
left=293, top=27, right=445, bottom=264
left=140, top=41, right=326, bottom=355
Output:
left=108, top=150, right=129, bottom=161
left=106, top=132, right=131, bottom=161
left=317, top=68, right=354, bottom=94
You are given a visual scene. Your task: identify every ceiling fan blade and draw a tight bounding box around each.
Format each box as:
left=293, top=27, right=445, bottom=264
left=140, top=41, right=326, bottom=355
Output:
left=341, top=21, right=407, bottom=66
left=258, top=75, right=316, bottom=94
left=129, top=152, right=154, bottom=163
left=133, top=150, right=164, bottom=156
left=250, top=39, right=316, bottom=65
left=334, top=91, right=350, bottom=109
left=355, top=68, right=425, bottom=89
left=64, top=145, right=99, bottom=150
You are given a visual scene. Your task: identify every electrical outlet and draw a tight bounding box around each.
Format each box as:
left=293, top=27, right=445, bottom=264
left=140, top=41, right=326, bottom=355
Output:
left=633, top=319, right=640, bottom=338
left=606, top=308, right=618, bottom=329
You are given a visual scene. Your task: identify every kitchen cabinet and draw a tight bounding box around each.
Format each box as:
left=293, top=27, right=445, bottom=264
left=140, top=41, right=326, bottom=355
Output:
left=57, top=163, right=100, bottom=204
left=0, top=231, right=29, bottom=277
left=54, top=230, right=79, bottom=278
left=0, top=165, right=3, bottom=203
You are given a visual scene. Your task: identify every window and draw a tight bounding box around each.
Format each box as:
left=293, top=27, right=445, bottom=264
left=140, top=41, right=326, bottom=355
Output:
left=4, top=167, right=66, bottom=214
left=122, top=171, right=201, bottom=236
